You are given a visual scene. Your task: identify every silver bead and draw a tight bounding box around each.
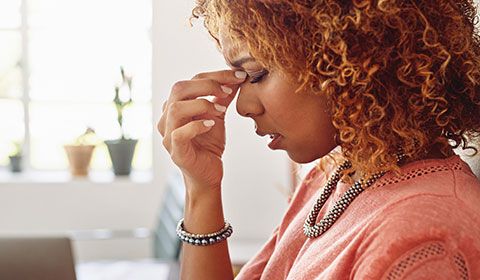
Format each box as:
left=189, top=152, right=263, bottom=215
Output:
left=304, top=160, right=386, bottom=239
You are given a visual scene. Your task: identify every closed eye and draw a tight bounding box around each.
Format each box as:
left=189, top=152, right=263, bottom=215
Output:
left=248, top=69, right=269, bottom=84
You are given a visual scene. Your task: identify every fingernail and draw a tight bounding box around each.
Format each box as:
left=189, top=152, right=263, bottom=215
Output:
left=203, top=120, right=215, bottom=127
left=235, top=71, right=247, bottom=80
left=214, top=103, right=227, bottom=113
left=221, top=85, right=233, bottom=94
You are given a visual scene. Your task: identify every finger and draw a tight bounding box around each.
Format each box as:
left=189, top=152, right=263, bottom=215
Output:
left=170, top=119, right=216, bottom=166
left=192, top=69, right=247, bottom=85
left=162, top=100, right=168, bottom=112
left=158, top=99, right=225, bottom=138
left=170, top=78, right=236, bottom=102
left=158, top=111, right=167, bottom=137
left=211, top=83, right=241, bottom=108
left=165, top=99, right=226, bottom=136
left=161, top=69, right=246, bottom=137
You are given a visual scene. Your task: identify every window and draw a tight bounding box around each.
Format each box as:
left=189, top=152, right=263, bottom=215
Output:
left=0, top=0, right=152, bottom=173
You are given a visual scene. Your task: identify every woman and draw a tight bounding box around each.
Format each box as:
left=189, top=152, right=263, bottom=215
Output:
left=158, top=0, right=480, bottom=279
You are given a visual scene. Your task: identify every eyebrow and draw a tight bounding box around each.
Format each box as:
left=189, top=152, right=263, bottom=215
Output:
left=228, top=57, right=256, bottom=68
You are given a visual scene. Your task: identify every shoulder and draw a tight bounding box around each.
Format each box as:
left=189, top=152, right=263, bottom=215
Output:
left=372, top=154, right=479, bottom=196
left=366, top=155, right=480, bottom=220
left=352, top=156, right=480, bottom=279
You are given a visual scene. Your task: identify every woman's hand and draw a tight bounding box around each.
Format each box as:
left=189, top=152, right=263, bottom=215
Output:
left=158, top=70, right=246, bottom=192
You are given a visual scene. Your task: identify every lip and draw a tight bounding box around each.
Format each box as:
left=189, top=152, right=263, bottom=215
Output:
left=255, top=129, right=268, bottom=137
left=255, top=129, right=283, bottom=150
left=268, top=134, right=283, bottom=150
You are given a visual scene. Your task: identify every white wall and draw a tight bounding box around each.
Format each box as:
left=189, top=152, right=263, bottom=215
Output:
left=0, top=0, right=290, bottom=263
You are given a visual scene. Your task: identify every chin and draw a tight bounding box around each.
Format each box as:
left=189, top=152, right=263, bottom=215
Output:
left=287, top=151, right=321, bottom=164
left=287, top=145, right=338, bottom=164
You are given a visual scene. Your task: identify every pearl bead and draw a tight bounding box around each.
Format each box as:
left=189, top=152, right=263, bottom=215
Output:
left=303, top=159, right=392, bottom=239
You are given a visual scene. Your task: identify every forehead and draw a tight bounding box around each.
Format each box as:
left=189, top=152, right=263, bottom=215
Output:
left=218, top=28, right=250, bottom=64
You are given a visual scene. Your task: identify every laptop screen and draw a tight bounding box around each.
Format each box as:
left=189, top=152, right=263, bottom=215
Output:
left=0, top=237, right=77, bottom=280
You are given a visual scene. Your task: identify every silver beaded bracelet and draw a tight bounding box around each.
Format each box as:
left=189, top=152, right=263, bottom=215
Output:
left=176, top=218, right=233, bottom=246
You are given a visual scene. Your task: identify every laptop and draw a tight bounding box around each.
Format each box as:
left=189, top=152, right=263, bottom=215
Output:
left=0, top=237, right=77, bottom=280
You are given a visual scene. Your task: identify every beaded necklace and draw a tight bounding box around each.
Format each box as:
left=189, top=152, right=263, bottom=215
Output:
left=303, top=155, right=405, bottom=239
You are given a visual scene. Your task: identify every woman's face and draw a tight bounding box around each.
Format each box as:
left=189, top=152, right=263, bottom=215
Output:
left=220, top=34, right=338, bottom=163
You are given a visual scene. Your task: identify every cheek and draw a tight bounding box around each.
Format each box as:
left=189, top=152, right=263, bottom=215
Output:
left=261, top=76, right=334, bottom=135
left=263, top=98, right=298, bottom=130
left=285, top=99, right=336, bottom=143
left=261, top=87, right=303, bottom=119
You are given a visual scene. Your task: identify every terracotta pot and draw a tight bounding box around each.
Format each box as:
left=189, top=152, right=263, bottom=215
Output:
left=64, top=145, right=95, bottom=177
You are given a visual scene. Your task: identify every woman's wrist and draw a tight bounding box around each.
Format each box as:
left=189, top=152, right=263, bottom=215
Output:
left=183, top=174, right=222, bottom=195
left=184, top=184, right=226, bottom=235
left=177, top=218, right=233, bottom=246
left=185, top=183, right=222, bottom=200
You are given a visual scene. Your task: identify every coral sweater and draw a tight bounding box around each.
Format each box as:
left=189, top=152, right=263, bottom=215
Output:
left=235, top=155, right=480, bottom=279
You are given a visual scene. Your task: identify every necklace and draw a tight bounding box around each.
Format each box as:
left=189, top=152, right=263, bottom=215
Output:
left=303, top=155, right=404, bottom=238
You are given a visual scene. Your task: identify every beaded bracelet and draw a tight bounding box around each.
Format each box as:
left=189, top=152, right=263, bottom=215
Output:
left=176, top=218, right=233, bottom=246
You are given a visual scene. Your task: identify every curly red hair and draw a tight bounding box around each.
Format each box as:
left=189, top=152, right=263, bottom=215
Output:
left=192, top=0, right=480, bottom=177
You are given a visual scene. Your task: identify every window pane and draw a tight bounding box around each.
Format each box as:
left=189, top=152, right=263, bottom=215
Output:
left=0, top=31, right=22, bottom=98
left=29, top=29, right=151, bottom=102
left=132, top=138, right=152, bottom=170
left=121, top=103, right=153, bottom=139
left=0, top=99, right=24, bottom=165
left=29, top=101, right=151, bottom=170
left=28, top=0, right=151, bottom=30
left=27, top=0, right=151, bottom=102
left=0, top=0, right=21, bottom=29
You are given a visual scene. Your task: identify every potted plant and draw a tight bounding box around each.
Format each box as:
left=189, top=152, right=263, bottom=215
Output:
left=64, top=127, right=97, bottom=177
left=104, top=67, right=138, bottom=176
left=8, top=141, right=23, bottom=173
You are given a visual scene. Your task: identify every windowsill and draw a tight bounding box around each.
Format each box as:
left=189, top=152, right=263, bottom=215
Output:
left=0, top=168, right=153, bottom=185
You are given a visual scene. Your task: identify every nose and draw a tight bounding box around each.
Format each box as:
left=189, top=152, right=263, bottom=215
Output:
left=236, top=86, right=264, bottom=118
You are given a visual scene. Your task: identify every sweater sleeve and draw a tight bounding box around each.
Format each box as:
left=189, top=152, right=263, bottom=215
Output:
left=379, top=241, right=468, bottom=280
left=351, top=195, right=480, bottom=280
